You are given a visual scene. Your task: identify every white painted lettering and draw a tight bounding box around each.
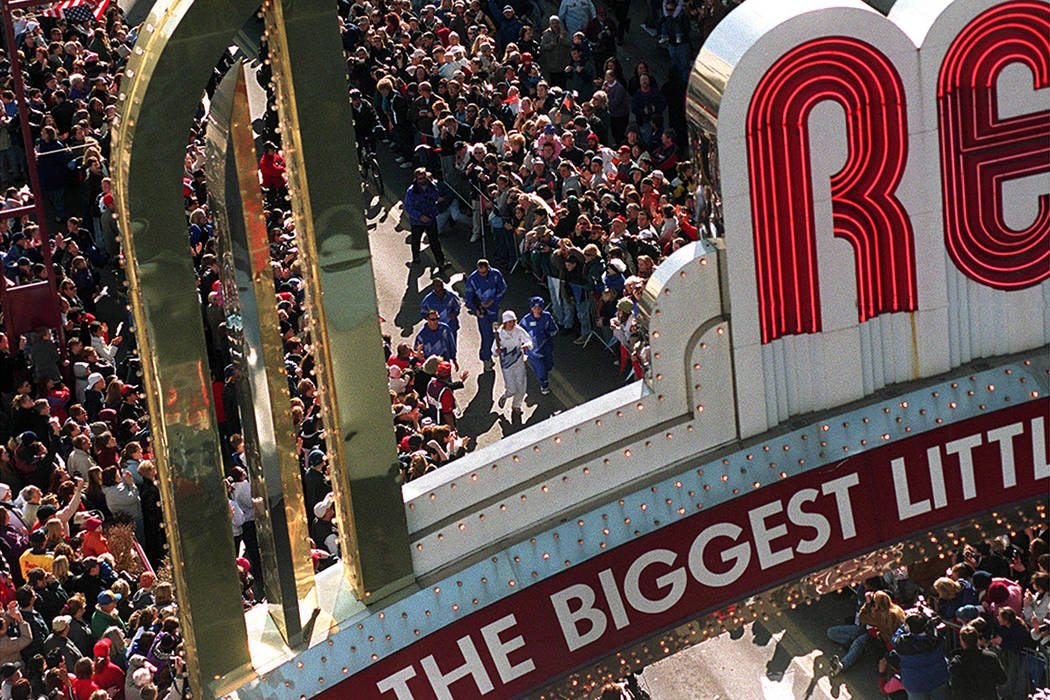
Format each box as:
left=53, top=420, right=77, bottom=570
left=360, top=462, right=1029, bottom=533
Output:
left=748, top=500, right=793, bottom=570
left=687, top=522, right=751, bottom=587
left=623, top=549, right=686, bottom=614
left=1033, top=416, right=1049, bottom=481
left=598, top=569, right=630, bottom=629
left=480, top=613, right=535, bottom=685
left=928, top=447, right=947, bottom=509
left=787, top=488, right=830, bottom=554
left=945, top=433, right=982, bottom=500
left=421, top=636, right=493, bottom=700
left=892, top=456, right=931, bottom=519
left=550, top=583, right=607, bottom=652
left=821, top=473, right=860, bottom=538
left=377, top=667, right=418, bottom=700
left=987, top=422, right=1024, bottom=489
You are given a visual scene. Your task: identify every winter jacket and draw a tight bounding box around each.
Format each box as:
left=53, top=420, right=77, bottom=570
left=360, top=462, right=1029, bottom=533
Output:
left=602, top=80, right=629, bottom=118
left=103, top=482, right=142, bottom=521
left=947, top=646, right=1005, bottom=700
left=631, top=87, right=666, bottom=124
left=558, top=0, right=595, bottom=35
left=36, top=137, right=70, bottom=191
left=258, top=151, right=286, bottom=190
left=983, top=577, right=1024, bottom=617
left=938, top=579, right=978, bottom=620
left=893, top=626, right=949, bottom=693
left=539, top=27, right=572, bottom=78
left=68, top=448, right=97, bottom=480
left=404, top=181, right=440, bottom=226
left=464, top=268, right=507, bottom=319
left=0, top=619, right=30, bottom=663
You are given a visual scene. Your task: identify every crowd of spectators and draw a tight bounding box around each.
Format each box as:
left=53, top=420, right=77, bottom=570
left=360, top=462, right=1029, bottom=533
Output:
left=0, top=0, right=736, bottom=692
left=344, top=0, right=740, bottom=483
left=824, top=530, right=1050, bottom=700
left=0, top=3, right=206, bottom=697
left=6, top=1, right=1041, bottom=700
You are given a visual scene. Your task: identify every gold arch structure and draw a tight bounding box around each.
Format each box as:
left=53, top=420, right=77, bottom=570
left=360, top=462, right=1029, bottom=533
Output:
left=113, top=1, right=414, bottom=696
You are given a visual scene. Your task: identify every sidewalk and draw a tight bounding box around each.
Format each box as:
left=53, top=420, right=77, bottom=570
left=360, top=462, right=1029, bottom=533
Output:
left=638, top=593, right=884, bottom=699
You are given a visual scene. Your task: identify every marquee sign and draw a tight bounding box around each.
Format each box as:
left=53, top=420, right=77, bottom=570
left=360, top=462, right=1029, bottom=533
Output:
left=689, top=0, right=1050, bottom=438
left=314, top=399, right=1047, bottom=700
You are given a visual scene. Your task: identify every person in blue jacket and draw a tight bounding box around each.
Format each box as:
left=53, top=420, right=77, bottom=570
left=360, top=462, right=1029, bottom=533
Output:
left=420, top=278, right=461, bottom=342
left=403, top=168, right=448, bottom=268
left=519, top=296, right=558, bottom=394
left=892, top=613, right=950, bottom=700
left=464, top=259, right=507, bottom=370
left=415, top=310, right=458, bottom=367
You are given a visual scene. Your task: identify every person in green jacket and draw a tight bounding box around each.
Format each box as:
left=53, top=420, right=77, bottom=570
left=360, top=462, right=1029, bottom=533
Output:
left=89, top=590, right=126, bottom=640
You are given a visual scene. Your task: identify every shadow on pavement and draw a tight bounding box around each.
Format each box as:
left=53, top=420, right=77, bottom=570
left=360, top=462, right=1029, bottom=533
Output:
left=394, top=266, right=429, bottom=337
left=459, top=370, right=499, bottom=438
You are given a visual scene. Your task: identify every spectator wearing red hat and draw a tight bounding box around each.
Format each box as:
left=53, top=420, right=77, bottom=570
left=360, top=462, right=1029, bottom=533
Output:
left=974, top=569, right=1024, bottom=617
left=90, top=637, right=124, bottom=699
left=131, top=572, right=155, bottom=611
left=80, top=518, right=108, bottom=559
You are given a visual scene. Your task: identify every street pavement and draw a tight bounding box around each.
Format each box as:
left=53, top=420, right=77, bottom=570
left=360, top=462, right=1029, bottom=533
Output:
left=364, top=155, right=627, bottom=450
left=637, top=592, right=883, bottom=699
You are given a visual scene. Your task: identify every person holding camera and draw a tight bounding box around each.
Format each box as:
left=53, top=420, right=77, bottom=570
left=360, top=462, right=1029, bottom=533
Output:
left=0, top=601, right=31, bottom=665
left=891, top=612, right=950, bottom=700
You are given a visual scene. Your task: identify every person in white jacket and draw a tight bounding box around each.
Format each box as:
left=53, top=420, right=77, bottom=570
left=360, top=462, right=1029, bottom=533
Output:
left=492, top=310, right=533, bottom=414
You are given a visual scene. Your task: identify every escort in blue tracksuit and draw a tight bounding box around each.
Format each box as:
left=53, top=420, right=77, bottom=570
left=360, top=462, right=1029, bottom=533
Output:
left=415, top=311, right=458, bottom=364
left=464, top=259, right=507, bottom=367
left=420, top=279, right=461, bottom=339
left=519, top=295, right=558, bottom=394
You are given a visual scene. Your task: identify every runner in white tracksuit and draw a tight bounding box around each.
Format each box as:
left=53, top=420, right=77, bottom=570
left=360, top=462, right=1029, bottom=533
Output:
left=492, top=310, right=533, bottom=412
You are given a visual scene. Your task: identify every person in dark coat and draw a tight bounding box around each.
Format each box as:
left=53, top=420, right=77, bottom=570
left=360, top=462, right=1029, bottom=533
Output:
left=948, top=624, right=1005, bottom=699
left=301, top=450, right=329, bottom=518
left=35, top=126, right=70, bottom=222
left=403, top=168, right=448, bottom=268
left=892, top=613, right=950, bottom=698
left=136, top=462, right=165, bottom=568
left=221, top=364, right=241, bottom=441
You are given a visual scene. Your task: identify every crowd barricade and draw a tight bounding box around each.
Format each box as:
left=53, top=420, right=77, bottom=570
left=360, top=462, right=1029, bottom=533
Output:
left=936, top=616, right=1049, bottom=690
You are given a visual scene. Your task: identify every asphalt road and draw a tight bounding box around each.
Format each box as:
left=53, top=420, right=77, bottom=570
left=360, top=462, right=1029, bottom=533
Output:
left=638, top=592, right=883, bottom=699
left=364, top=155, right=627, bottom=450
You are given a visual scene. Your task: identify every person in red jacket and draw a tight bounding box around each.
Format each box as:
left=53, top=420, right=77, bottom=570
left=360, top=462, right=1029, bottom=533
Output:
left=91, top=638, right=125, bottom=699
left=258, top=142, right=287, bottom=192
left=70, top=657, right=98, bottom=700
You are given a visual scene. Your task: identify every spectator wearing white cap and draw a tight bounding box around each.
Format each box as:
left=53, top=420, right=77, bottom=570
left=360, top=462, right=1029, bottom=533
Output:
left=310, top=493, right=340, bottom=557
left=42, top=614, right=80, bottom=669
left=492, top=310, right=533, bottom=414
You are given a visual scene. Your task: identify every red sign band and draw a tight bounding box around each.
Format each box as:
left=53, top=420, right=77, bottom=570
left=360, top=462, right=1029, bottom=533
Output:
left=318, top=400, right=1049, bottom=700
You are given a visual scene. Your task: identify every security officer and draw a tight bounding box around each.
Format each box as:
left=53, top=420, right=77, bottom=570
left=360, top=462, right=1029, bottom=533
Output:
left=519, top=296, right=558, bottom=394
left=414, top=309, right=458, bottom=367
left=464, top=258, right=507, bottom=371
left=420, top=278, right=461, bottom=342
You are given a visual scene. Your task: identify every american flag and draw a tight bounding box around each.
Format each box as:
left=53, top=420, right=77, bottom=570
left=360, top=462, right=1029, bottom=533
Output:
left=41, top=0, right=111, bottom=23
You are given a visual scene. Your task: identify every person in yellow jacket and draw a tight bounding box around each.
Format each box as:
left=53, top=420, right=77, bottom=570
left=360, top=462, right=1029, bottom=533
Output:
left=18, top=529, right=52, bottom=581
